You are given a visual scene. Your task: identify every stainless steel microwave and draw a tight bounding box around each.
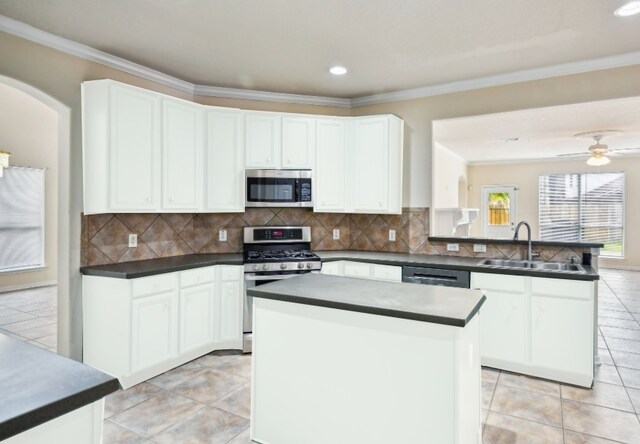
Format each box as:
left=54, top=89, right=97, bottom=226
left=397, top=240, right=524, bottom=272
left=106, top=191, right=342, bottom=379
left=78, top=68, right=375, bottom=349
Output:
left=245, top=169, right=313, bottom=208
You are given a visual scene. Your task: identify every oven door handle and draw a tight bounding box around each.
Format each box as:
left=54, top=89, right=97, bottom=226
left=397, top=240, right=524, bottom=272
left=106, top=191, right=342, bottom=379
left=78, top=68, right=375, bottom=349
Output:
left=244, top=273, right=301, bottom=282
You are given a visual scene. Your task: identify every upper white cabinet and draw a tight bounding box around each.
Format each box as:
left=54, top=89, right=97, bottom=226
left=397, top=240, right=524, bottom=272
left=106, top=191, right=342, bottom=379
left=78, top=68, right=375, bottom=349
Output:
left=205, top=110, right=245, bottom=212
left=282, top=116, right=316, bottom=169
left=315, top=119, right=346, bottom=211
left=245, top=112, right=282, bottom=168
left=162, top=98, right=203, bottom=210
left=353, top=117, right=390, bottom=212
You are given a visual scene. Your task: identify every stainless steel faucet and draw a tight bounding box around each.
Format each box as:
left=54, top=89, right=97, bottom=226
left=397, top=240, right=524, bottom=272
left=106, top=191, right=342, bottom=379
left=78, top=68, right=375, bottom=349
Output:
left=513, top=221, right=533, bottom=262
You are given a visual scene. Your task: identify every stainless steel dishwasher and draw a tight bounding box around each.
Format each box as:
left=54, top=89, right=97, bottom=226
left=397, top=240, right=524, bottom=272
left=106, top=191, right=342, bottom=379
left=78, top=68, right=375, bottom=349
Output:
left=402, top=266, right=470, bottom=288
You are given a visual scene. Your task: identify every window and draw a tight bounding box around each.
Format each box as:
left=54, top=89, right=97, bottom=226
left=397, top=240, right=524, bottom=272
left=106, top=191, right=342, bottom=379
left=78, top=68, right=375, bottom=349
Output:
left=539, top=172, right=624, bottom=257
left=0, top=167, right=45, bottom=272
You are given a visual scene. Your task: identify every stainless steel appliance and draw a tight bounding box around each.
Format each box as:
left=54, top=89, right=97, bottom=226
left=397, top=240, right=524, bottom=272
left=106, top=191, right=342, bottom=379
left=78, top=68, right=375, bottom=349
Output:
left=402, top=266, right=470, bottom=288
left=245, top=169, right=313, bottom=208
left=243, top=226, right=321, bottom=352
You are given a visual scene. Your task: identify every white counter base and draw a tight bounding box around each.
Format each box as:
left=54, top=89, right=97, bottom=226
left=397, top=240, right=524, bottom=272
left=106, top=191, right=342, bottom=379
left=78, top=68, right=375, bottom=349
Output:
left=251, top=298, right=481, bottom=444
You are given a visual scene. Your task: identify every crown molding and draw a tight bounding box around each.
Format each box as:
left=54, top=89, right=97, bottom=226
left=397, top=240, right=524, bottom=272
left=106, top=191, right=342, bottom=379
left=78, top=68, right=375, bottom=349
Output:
left=2, top=14, right=640, bottom=109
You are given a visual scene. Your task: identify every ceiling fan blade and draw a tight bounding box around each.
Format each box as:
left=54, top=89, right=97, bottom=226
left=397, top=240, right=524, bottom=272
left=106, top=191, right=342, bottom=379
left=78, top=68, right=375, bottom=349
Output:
left=607, top=147, right=640, bottom=153
left=556, top=152, right=590, bottom=158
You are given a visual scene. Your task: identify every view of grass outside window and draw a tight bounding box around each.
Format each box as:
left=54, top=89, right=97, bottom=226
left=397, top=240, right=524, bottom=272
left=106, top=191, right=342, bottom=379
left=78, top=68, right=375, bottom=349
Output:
left=539, top=172, right=624, bottom=257
left=488, top=192, right=511, bottom=226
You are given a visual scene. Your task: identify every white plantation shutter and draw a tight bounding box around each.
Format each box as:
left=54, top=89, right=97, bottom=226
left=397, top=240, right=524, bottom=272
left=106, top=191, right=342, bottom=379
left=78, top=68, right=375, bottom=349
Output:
left=539, top=172, right=624, bottom=257
left=0, top=167, right=45, bottom=271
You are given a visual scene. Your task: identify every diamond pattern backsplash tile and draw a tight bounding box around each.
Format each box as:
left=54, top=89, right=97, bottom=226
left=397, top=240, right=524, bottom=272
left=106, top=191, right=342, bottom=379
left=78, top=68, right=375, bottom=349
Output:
left=81, top=207, right=590, bottom=267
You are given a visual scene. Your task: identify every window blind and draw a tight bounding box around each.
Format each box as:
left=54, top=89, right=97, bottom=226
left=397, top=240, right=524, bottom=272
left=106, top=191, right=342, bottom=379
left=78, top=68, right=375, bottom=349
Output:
left=0, top=167, right=45, bottom=272
left=539, top=172, right=624, bottom=257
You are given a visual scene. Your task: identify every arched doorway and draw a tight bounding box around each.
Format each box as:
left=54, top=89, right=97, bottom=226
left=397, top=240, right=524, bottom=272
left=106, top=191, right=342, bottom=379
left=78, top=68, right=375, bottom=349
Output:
left=0, top=75, right=72, bottom=357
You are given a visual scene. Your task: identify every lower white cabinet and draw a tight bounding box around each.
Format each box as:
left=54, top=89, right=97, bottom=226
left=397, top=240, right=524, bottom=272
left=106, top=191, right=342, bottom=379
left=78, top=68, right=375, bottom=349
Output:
left=321, top=261, right=402, bottom=283
left=83, top=265, right=244, bottom=389
left=471, top=272, right=594, bottom=387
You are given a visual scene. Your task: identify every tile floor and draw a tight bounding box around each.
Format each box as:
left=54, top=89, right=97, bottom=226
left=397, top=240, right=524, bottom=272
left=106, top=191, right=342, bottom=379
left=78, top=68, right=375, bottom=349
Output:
left=2, top=270, right=640, bottom=443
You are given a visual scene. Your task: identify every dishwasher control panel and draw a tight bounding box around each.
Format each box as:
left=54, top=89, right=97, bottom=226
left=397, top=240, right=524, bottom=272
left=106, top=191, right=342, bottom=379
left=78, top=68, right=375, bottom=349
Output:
left=401, top=266, right=470, bottom=288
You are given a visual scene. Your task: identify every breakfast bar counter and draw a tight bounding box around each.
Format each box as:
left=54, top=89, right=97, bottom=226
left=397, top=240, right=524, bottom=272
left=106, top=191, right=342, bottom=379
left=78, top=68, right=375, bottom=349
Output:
left=247, top=273, right=485, bottom=444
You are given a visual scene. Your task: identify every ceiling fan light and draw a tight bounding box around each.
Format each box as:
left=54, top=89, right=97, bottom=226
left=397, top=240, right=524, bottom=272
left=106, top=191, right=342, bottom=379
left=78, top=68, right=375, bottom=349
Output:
left=587, top=155, right=610, bottom=166
left=614, top=1, right=640, bottom=16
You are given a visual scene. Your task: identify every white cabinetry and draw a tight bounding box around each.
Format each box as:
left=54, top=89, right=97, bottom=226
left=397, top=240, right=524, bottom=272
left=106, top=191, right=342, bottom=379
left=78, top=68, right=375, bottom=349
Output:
left=321, top=261, right=402, bottom=283
left=315, top=119, right=347, bottom=211
left=471, top=272, right=594, bottom=387
left=282, top=116, right=316, bottom=169
left=161, top=98, right=202, bottom=210
left=244, top=112, right=281, bottom=168
left=83, top=265, right=244, bottom=389
left=353, top=117, right=390, bottom=212
left=205, top=110, right=245, bottom=212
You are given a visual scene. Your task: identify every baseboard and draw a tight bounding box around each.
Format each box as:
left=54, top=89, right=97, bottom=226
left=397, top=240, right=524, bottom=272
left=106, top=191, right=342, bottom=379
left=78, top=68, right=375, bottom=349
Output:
left=600, top=265, right=640, bottom=271
left=0, top=280, right=57, bottom=294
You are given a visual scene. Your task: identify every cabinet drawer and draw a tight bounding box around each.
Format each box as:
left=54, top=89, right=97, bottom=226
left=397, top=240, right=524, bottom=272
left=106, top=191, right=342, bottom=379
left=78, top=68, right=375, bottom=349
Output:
left=132, top=273, right=177, bottom=297
left=531, top=277, right=593, bottom=300
left=220, top=265, right=243, bottom=281
left=180, top=267, right=215, bottom=288
left=371, top=264, right=401, bottom=282
left=343, top=262, right=371, bottom=278
left=471, top=272, right=525, bottom=293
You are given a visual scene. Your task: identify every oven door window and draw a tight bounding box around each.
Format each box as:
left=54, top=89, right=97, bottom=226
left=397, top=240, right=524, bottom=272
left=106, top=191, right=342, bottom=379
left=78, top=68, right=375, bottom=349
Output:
left=247, top=178, right=296, bottom=203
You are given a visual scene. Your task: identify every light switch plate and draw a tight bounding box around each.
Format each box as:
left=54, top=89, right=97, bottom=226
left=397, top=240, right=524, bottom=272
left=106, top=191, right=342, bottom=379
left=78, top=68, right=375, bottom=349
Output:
left=219, top=229, right=227, bottom=242
left=447, top=243, right=459, bottom=252
left=128, top=234, right=137, bottom=248
left=333, top=229, right=340, bottom=240
left=389, top=229, right=396, bottom=241
left=473, top=244, right=487, bottom=253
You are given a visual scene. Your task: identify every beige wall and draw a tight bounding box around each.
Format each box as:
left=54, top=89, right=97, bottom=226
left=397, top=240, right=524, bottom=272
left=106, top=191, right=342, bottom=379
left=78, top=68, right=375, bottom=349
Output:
left=467, top=158, right=640, bottom=269
left=0, top=83, right=58, bottom=289
left=432, top=142, right=468, bottom=208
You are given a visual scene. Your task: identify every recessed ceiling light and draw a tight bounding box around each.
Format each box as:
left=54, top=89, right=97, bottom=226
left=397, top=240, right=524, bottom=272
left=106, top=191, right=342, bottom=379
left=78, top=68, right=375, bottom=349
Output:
left=329, top=66, right=347, bottom=76
left=614, top=1, right=640, bottom=16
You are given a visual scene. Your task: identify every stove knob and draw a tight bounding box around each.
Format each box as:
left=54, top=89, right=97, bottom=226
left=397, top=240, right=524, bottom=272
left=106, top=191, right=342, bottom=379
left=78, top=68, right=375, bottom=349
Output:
left=253, top=264, right=260, bottom=271
left=262, top=264, right=269, bottom=271
left=297, top=262, right=304, bottom=269
left=306, top=262, right=313, bottom=269
left=280, top=263, right=287, bottom=270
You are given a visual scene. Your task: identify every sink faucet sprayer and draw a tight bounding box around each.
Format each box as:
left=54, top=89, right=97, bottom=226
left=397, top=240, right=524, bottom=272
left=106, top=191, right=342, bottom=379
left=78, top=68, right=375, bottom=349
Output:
left=513, top=221, right=533, bottom=262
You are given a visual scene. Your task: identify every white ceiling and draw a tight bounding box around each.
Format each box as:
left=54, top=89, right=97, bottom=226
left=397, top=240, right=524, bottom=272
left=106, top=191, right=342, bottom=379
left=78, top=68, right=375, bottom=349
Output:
left=434, top=96, right=640, bottom=163
left=1, top=0, right=639, bottom=98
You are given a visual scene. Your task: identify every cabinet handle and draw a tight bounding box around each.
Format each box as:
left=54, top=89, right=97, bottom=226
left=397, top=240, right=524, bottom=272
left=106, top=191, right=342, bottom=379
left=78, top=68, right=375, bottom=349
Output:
left=163, top=302, right=169, bottom=310
left=146, top=198, right=151, bottom=202
left=512, top=302, right=518, bottom=309
left=228, top=199, right=233, bottom=204
left=378, top=201, right=382, bottom=207
left=286, top=159, right=291, bottom=164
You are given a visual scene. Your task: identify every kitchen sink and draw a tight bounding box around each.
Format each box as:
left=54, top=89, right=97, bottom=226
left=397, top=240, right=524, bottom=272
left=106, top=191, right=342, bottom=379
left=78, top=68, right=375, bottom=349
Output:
left=479, top=259, right=585, bottom=273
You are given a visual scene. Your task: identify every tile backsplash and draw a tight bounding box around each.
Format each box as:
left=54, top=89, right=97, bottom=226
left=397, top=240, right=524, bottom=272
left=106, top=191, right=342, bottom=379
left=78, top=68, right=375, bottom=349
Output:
left=81, top=208, right=589, bottom=267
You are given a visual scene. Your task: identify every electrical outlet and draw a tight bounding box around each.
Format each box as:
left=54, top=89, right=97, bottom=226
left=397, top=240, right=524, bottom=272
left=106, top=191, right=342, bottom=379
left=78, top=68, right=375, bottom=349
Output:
left=219, top=229, right=227, bottom=242
left=388, top=229, right=396, bottom=241
left=446, top=243, right=459, bottom=252
left=128, top=234, right=138, bottom=248
left=333, top=229, right=340, bottom=240
left=473, top=244, right=487, bottom=253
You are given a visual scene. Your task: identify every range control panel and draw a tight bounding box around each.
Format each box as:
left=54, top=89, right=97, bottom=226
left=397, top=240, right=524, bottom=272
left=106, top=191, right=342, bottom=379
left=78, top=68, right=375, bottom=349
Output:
left=253, top=228, right=304, bottom=242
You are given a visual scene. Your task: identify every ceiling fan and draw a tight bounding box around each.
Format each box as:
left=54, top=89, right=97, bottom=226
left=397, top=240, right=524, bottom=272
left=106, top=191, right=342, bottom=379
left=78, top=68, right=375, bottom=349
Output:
left=556, top=130, right=640, bottom=166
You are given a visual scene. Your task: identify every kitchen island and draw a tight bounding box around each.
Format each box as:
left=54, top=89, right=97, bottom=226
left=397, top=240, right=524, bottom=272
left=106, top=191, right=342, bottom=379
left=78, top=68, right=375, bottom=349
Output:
left=248, top=273, right=485, bottom=444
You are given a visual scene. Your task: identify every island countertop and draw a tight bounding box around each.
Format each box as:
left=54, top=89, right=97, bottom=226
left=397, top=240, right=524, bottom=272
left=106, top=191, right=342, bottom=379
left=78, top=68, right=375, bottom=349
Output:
left=247, top=273, right=486, bottom=327
left=0, top=334, right=119, bottom=441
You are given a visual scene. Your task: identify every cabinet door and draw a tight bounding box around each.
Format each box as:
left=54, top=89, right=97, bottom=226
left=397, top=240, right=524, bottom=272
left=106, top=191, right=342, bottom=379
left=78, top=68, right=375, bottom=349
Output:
left=320, top=261, right=344, bottom=276
left=245, top=113, right=281, bottom=168
left=282, top=116, right=316, bottom=169
left=205, top=110, right=244, bottom=211
left=371, top=264, right=402, bottom=282
left=180, top=284, right=214, bottom=353
left=162, top=99, right=202, bottom=210
left=218, top=279, right=243, bottom=343
left=109, top=84, right=161, bottom=210
left=131, top=291, right=178, bottom=372
left=343, top=262, right=372, bottom=279
left=531, top=295, right=593, bottom=375
left=353, top=117, right=390, bottom=212
left=315, top=119, right=347, bottom=211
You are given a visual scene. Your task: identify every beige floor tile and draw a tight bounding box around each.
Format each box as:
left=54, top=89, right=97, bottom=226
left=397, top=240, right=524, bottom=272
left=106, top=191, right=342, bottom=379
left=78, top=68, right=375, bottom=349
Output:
left=0, top=317, right=52, bottom=333
left=597, top=348, right=615, bottom=366
left=173, top=369, right=247, bottom=404
left=605, top=337, right=640, bottom=355
left=601, top=326, right=640, bottom=342
left=482, top=411, right=563, bottom=443
left=598, top=317, right=640, bottom=330
left=33, top=333, right=57, bottom=348
left=564, top=430, right=627, bottom=443
left=482, top=367, right=500, bottom=385
left=0, top=312, right=37, bottom=326
left=102, top=420, right=148, bottom=444
left=212, top=354, right=252, bottom=379
left=497, top=371, right=560, bottom=396
left=619, top=367, right=640, bottom=389
left=611, top=350, right=640, bottom=370
left=104, top=382, right=164, bottom=418
left=626, top=387, right=640, bottom=412
left=15, top=322, right=57, bottom=340
left=598, top=309, right=634, bottom=320
left=561, top=381, right=634, bottom=412
left=226, top=427, right=251, bottom=444
left=562, top=399, right=640, bottom=443
left=212, top=384, right=251, bottom=419
left=148, top=361, right=207, bottom=390
left=490, top=385, right=562, bottom=427
left=110, top=391, right=204, bottom=437
left=192, top=351, right=243, bottom=368
left=594, top=364, right=623, bottom=386
left=482, top=381, right=496, bottom=409
left=152, top=406, right=249, bottom=444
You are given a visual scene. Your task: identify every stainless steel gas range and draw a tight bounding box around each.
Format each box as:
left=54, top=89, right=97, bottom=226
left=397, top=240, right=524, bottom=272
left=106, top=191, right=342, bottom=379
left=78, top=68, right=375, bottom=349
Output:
left=242, top=226, right=321, bottom=352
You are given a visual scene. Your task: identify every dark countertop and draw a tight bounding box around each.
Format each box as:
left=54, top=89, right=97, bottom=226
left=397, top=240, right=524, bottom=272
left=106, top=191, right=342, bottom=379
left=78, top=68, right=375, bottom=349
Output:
left=0, top=334, right=119, bottom=441
left=428, top=236, right=604, bottom=249
left=80, top=253, right=243, bottom=279
left=248, top=273, right=485, bottom=327
left=317, top=251, right=600, bottom=281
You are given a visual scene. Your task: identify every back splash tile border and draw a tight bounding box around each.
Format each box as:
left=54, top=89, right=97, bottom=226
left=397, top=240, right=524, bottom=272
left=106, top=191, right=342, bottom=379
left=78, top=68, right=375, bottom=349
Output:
left=81, top=208, right=589, bottom=267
